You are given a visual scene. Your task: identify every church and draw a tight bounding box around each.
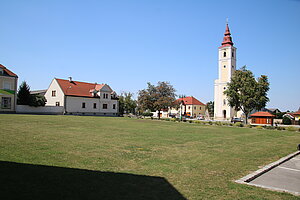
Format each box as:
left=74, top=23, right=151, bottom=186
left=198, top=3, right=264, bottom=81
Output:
left=214, top=23, right=241, bottom=120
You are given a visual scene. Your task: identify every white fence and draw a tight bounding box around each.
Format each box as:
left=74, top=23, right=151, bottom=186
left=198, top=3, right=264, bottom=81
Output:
left=16, top=105, right=64, bottom=115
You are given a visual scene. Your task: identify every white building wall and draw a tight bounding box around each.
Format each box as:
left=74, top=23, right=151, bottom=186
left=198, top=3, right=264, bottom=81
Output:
left=16, top=105, right=64, bottom=114
left=214, top=46, right=237, bottom=120
left=44, top=79, right=65, bottom=107
left=65, top=96, right=118, bottom=115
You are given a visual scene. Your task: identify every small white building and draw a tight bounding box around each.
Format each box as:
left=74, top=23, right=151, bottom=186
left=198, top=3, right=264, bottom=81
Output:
left=44, top=77, right=119, bottom=116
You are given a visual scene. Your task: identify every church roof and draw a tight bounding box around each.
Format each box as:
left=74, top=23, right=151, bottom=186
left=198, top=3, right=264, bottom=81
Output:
left=220, top=23, right=234, bottom=48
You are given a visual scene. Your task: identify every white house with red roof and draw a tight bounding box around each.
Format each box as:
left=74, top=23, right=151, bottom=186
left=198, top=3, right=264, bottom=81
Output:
left=171, top=96, right=206, bottom=118
left=44, top=77, right=118, bottom=116
left=0, top=64, right=18, bottom=113
left=152, top=96, right=206, bottom=118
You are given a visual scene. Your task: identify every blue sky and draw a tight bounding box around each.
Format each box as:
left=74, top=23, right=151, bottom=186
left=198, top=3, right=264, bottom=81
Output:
left=1, top=0, right=299, bottom=111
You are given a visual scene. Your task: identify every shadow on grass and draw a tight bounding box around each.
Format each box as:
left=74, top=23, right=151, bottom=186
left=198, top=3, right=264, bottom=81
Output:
left=0, top=161, right=186, bottom=200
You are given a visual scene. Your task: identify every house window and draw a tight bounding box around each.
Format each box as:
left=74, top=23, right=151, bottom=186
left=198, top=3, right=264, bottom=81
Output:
left=82, top=102, right=86, bottom=108
left=223, top=52, right=226, bottom=57
left=55, top=102, right=60, bottom=106
left=188, top=106, right=190, bottom=109
left=106, top=94, right=108, bottom=99
left=52, top=90, right=56, bottom=97
left=113, top=104, right=116, bottom=109
left=223, top=99, right=226, bottom=105
left=93, top=103, right=97, bottom=109
left=103, top=93, right=106, bottom=98
left=3, top=81, right=12, bottom=90
left=103, top=104, right=107, bottom=109
left=1, top=97, right=11, bottom=109
left=200, top=107, right=201, bottom=110
left=194, top=106, right=196, bottom=110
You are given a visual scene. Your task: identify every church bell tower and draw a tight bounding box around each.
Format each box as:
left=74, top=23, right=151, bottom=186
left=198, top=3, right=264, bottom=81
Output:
left=214, top=23, right=237, bottom=120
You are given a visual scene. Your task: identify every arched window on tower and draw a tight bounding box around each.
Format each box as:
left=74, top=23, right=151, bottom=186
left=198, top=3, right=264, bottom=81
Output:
left=232, top=51, right=234, bottom=57
left=223, top=52, right=226, bottom=57
left=223, top=99, right=226, bottom=105
left=224, top=65, right=226, bottom=68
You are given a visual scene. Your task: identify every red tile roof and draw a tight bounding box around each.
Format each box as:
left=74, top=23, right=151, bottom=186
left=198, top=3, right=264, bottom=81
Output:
left=56, top=78, right=106, bottom=98
left=0, top=64, right=18, bottom=77
left=176, top=96, right=205, bottom=106
left=250, top=111, right=275, bottom=117
left=293, top=110, right=300, bottom=115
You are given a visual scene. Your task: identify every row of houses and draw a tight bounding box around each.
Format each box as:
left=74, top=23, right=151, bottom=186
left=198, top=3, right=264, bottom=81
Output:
left=2, top=64, right=300, bottom=126
left=0, top=64, right=118, bottom=116
left=1, top=64, right=209, bottom=118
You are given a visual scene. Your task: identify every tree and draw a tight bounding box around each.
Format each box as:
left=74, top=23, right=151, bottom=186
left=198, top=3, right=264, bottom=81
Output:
left=224, top=66, right=270, bottom=124
left=17, top=81, right=46, bottom=107
left=206, top=101, right=214, bottom=117
left=119, top=92, right=137, bottom=115
left=17, top=81, right=31, bottom=105
left=282, top=116, right=292, bottom=125
left=137, top=82, right=177, bottom=119
left=29, top=94, right=47, bottom=107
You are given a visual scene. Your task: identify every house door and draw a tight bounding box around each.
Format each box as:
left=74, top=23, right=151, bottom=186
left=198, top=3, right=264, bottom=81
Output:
left=223, top=110, right=226, bottom=119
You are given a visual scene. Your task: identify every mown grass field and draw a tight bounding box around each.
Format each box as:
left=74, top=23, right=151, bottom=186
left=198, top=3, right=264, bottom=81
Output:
left=0, top=114, right=299, bottom=199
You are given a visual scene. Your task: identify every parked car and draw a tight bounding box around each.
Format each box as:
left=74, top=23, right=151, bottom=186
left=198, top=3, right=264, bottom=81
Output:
left=231, top=117, right=243, bottom=123
left=197, top=116, right=205, bottom=120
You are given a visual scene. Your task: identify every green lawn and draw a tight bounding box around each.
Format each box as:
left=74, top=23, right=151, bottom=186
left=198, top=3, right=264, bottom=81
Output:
left=0, top=114, right=299, bottom=199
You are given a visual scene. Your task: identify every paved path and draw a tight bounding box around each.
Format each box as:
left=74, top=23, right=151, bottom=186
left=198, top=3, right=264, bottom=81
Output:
left=249, top=154, right=300, bottom=195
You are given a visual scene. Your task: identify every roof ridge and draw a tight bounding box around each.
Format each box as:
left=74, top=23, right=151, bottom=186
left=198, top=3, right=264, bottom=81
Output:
left=55, top=78, right=105, bottom=86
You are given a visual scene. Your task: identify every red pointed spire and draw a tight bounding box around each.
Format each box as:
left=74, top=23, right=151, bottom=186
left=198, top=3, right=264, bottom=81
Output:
left=220, top=23, right=234, bottom=47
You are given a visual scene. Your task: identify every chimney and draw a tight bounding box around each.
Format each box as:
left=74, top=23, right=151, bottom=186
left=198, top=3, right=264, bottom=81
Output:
left=69, top=77, right=72, bottom=82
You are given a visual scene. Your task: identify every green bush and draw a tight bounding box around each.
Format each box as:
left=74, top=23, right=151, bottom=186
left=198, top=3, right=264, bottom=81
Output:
left=208, top=121, right=213, bottom=125
left=234, top=122, right=243, bottom=127
left=215, top=121, right=222, bottom=126
left=276, top=126, right=285, bottom=131
left=282, top=117, right=292, bottom=125
left=170, top=118, right=177, bottom=122
left=286, top=126, right=297, bottom=132
left=222, top=122, right=229, bottom=126
left=142, top=112, right=153, bottom=117
left=264, top=126, right=275, bottom=130
left=245, top=124, right=253, bottom=128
